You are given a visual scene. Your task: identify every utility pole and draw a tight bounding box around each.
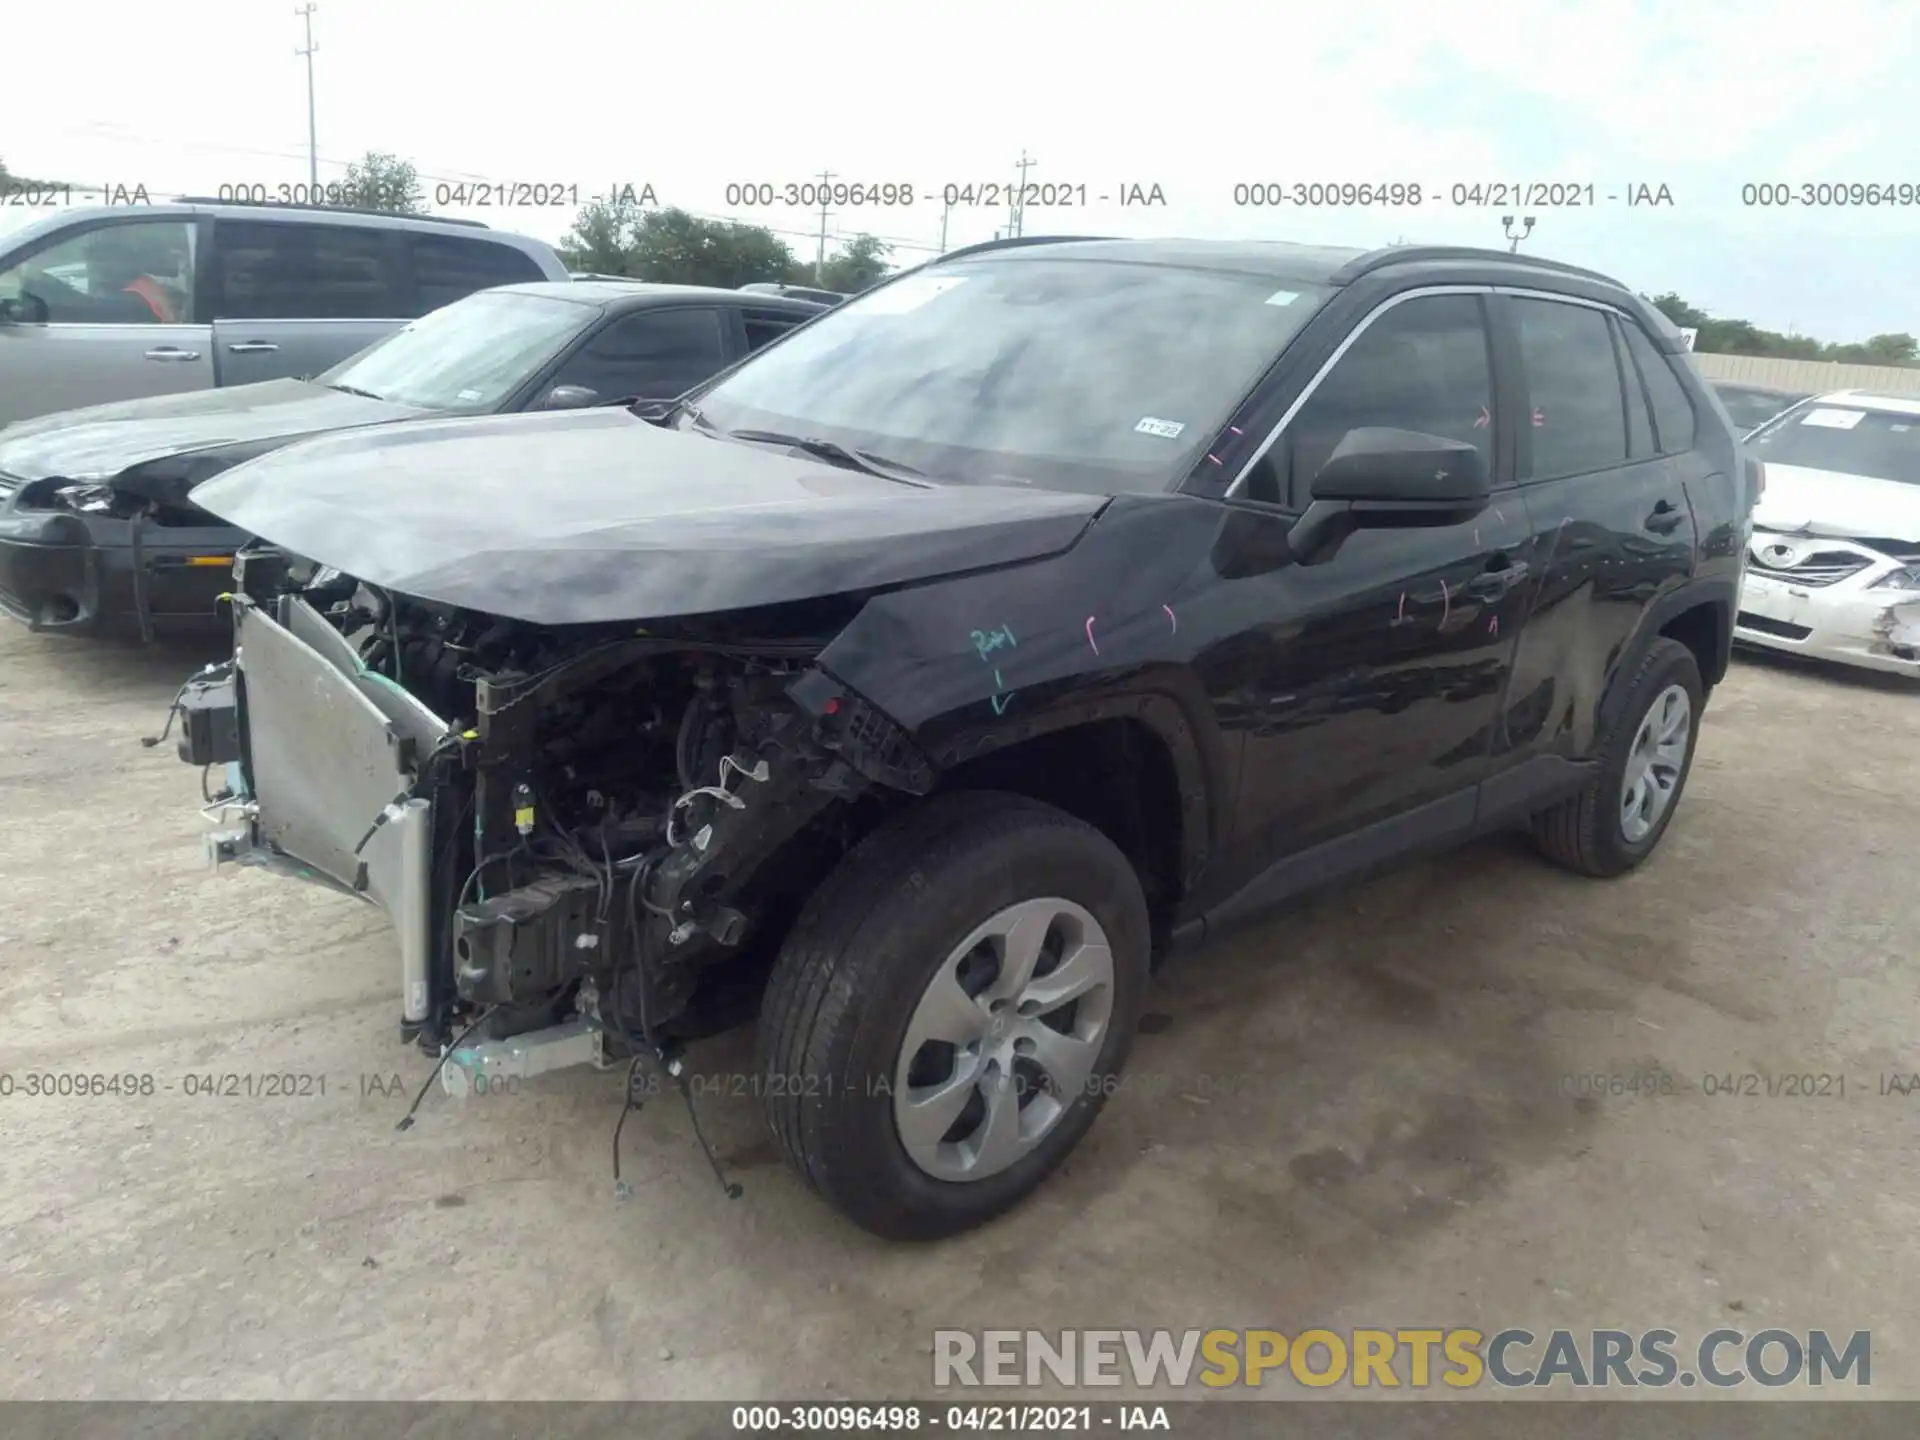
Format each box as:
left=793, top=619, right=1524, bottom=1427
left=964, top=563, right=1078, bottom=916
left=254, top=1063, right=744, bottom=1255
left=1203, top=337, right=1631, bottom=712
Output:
left=294, top=4, right=319, bottom=189
left=1009, top=150, right=1036, bottom=238
left=939, top=196, right=954, bottom=253
left=813, top=169, right=835, bottom=283
left=1502, top=214, right=1534, bottom=252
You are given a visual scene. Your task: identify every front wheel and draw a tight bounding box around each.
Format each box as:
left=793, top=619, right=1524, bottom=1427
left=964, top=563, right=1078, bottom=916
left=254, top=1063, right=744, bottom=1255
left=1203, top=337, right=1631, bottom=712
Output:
left=1531, top=637, right=1705, bottom=877
left=755, top=791, right=1150, bottom=1240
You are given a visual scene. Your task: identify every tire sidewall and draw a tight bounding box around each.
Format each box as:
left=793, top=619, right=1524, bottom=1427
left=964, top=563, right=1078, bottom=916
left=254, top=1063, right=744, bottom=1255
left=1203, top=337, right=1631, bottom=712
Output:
left=817, top=814, right=1148, bottom=1235
left=1595, top=644, right=1704, bottom=867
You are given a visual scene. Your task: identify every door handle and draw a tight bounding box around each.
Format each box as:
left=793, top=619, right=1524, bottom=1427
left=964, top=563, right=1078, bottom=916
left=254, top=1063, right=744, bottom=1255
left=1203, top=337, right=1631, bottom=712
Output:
left=1466, top=559, right=1530, bottom=601
left=225, top=340, right=280, bottom=355
left=144, top=346, right=201, bottom=362
left=1645, top=499, right=1684, bottom=535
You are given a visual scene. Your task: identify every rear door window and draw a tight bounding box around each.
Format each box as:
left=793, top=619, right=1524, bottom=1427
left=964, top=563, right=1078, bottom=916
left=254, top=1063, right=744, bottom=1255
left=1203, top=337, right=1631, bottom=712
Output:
left=742, top=306, right=806, bottom=353
left=409, top=235, right=547, bottom=312
left=211, top=221, right=400, bottom=320
left=1513, top=297, right=1630, bottom=480
left=1620, top=322, right=1698, bottom=454
left=1609, top=317, right=1656, bottom=460
left=546, top=307, right=730, bottom=401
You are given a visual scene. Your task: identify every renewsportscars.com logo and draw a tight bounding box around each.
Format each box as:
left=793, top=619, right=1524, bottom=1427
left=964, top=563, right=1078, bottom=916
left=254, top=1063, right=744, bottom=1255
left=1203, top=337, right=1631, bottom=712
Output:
left=932, top=1328, right=1872, bottom=1390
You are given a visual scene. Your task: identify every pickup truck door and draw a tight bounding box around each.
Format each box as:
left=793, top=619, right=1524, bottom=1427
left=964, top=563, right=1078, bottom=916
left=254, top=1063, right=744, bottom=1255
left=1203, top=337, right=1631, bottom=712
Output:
left=205, top=218, right=411, bottom=386
left=0, top=215, right=213, bottom=427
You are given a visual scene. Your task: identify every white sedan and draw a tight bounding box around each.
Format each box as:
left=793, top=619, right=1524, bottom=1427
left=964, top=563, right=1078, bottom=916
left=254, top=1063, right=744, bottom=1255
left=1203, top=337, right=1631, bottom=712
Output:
left=1735, top=389, right=1920, bottom=677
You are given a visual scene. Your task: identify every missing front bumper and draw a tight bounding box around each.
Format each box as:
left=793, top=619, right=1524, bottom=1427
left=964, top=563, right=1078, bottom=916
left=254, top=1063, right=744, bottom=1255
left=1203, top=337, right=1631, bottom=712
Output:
left=197, top=597, right=455, bottom=1028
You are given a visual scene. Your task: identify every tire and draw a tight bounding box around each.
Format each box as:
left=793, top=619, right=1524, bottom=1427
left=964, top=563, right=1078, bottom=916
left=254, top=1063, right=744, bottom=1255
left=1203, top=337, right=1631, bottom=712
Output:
left=755, top=790, right=1150, bottom=1240
left=1531, top=637, right=1705, bottom=877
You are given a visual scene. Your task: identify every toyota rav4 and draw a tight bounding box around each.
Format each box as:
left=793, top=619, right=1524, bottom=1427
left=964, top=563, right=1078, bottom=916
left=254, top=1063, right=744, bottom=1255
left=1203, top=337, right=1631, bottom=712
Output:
left=171, top=236, right=1752, bottom=1239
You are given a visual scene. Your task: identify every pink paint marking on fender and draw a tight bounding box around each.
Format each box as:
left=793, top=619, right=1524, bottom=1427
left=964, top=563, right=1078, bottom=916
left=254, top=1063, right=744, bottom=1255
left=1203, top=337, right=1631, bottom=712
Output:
left=1206, top=454, right=1223, bottom=466
left=1439, top=580, right=1451, bottom=629
left=1228, top=425, right=1244, bottom=436
left=1489, top=616, right=1499, bottom=637
left=1085, top=617, right=1100, bottom=655
left=1163, top=604, right=1177, bottom=633
left=1396, top=592, right=1407, bottom=624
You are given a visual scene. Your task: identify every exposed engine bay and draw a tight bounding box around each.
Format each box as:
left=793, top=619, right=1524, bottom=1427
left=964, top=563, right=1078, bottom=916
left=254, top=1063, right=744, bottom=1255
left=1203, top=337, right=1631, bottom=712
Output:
left=176, top=544, right=938, bottom=1174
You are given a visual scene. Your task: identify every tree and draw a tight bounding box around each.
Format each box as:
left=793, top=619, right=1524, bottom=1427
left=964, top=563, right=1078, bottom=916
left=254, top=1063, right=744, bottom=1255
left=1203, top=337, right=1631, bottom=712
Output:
left=1648, top=291, right=1920, bottom=367
left=0, top=156, right=57, bottom=189
left=562, top=205, right=800, bottom=288
left=1857, top=332, right=1918, bottom=365
left=817, top=234, right=894, bottom=294
left=558, top=193, right=649, bottom=275
left=340, top=151, right=425, bottom=214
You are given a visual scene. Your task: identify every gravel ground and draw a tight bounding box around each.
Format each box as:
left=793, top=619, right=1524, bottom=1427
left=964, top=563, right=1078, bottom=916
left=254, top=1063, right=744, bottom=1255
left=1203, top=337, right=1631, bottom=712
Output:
left=0, top=624, right=1915, bottom=1402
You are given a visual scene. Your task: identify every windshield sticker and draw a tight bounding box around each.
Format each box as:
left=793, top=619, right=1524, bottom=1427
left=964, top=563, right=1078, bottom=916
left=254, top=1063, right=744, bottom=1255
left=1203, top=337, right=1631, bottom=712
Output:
left=456, top=388, right=484, bottom=402
left=1800, top=408, right=1865, bottom=429
left=854, top=275, right=968, bottom=315
left=1264, top=289, right=1301, bottom=306
left=1135, top=416, right=1186, bottom=439
left=1892, top=424, right=1911, bottom=433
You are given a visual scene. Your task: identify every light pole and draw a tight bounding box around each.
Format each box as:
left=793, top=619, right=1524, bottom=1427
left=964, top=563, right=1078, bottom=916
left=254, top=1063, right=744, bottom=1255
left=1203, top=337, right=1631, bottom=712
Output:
left=294, top=4, right=319, bottom=190
left=1502, top=214, right=1534, bottom=252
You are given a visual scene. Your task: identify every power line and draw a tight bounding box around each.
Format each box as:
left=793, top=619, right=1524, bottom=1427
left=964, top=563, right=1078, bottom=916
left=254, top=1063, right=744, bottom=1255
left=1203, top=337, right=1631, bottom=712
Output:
left=293, top=4, right=319, bottom=189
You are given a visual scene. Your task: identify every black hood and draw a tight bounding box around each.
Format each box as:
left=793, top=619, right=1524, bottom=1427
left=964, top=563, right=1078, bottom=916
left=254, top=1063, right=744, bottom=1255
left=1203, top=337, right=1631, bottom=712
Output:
left=190, top=407, right=1109, bottom=625
left=0, top=378, right=425, bottom=490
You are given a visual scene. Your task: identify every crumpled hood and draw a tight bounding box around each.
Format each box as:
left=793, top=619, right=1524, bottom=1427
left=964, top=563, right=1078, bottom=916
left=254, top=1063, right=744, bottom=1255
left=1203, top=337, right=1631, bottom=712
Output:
left=0, top=379, right=422, bottom=484
left=190, top=407, right=1109, bottom=625
left=1754, top=464, right=1920, bottom=544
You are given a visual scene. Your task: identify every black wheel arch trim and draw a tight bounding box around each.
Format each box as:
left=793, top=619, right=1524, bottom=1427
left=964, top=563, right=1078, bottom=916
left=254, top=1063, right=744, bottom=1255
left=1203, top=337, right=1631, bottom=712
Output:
left=920, top=682, right=1221, bottom=900
left=1597, top=573, right=1734, bottom=741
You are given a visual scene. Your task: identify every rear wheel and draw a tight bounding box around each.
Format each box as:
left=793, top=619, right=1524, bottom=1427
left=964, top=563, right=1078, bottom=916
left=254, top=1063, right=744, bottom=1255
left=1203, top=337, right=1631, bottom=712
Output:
left=755, top=791, right=1150, bottom=1240
left=1532, top=637, right=1704, bottom=877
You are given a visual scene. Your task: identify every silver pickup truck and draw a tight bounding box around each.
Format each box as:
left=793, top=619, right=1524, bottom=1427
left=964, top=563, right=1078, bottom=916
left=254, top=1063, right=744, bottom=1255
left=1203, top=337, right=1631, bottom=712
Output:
left=0, top=199, right=568, bottom=428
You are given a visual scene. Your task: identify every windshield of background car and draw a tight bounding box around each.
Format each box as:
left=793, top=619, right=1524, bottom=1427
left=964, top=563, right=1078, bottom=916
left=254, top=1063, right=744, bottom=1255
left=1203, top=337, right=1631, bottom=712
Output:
left=1748, top=402, right=1920, bottom=486
left=692, top=259, right=1334, bottom=494
left=1714, top=386, right=1808, bottom=433
left=318, top=290, right=590, bottom=411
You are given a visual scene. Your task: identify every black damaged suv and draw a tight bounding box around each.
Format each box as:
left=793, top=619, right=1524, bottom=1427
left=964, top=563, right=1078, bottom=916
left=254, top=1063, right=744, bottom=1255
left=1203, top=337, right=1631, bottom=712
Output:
left=175, top=237, right=1752, bottom=1239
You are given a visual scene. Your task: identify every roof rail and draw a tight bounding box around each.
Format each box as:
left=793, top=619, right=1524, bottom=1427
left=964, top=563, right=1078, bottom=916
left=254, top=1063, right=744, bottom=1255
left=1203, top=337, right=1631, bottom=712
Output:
left=1332, top=245, right=1623, bottom=289
left=171, top=196, right=491, bottom=229
left=933, top=233, right=1119, bottom=263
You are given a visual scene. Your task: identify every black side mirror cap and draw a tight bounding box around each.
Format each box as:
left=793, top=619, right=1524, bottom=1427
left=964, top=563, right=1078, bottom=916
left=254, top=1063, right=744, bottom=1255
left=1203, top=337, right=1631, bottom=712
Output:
left=1289, top=427, right=1491, bottom=564
left=1310, top=427, right=1490, bottom=505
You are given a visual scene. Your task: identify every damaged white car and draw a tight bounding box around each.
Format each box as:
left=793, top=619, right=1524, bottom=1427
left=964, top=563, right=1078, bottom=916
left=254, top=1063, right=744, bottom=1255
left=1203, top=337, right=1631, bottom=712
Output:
left=1735, top=390, right=1920, bottom=676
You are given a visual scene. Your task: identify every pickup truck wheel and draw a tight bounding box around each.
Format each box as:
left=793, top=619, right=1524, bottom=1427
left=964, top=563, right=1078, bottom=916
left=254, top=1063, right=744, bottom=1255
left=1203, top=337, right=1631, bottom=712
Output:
left=1531, top=637, right=1704, bottom=877
left=755, top=791, right=1150, bottom=1240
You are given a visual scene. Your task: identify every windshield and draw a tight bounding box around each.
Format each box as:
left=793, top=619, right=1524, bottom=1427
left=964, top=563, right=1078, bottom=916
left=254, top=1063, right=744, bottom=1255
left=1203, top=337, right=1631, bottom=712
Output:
left=692, top=258, right=1333, bottom=495
left=1748, top=401, right=1920, bottom=486
left=319, top=290, right=591, bottom=411
left=1714, top=386, right=1807, bottom=433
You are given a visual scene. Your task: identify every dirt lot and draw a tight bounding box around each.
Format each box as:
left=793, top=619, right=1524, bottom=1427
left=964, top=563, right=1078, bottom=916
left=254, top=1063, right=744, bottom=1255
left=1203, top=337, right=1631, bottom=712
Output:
left=0, top=623, right=1915, bottom=1402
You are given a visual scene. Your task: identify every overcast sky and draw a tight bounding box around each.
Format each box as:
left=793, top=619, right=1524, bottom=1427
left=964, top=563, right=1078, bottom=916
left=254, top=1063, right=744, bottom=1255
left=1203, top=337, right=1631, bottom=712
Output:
left=4, top=0, right=1915, bottom=342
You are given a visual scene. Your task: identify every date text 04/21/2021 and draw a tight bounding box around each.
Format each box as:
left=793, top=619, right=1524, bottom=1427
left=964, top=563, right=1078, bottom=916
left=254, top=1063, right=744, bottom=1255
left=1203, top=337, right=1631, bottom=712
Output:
left=1227, top=182, right=1676, bottom=208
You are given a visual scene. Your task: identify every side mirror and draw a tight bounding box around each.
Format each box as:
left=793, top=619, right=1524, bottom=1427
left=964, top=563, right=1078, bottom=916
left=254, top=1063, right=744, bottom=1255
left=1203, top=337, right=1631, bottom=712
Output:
left=540, top=384, right=601, bottom=410
left=0, top=293, right=51, bottom=326
left=1288, top=427, right=1490, bottom=564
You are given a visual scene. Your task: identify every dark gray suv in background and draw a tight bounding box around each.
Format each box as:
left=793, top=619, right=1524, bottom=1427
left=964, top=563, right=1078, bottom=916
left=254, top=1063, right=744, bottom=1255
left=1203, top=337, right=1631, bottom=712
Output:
left=0, top=198, right=568, bottom=427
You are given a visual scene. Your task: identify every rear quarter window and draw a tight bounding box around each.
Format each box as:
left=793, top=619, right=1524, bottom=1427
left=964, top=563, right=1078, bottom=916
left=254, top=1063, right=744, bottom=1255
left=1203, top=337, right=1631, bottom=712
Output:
left=409, top=236, right=547, bottom=313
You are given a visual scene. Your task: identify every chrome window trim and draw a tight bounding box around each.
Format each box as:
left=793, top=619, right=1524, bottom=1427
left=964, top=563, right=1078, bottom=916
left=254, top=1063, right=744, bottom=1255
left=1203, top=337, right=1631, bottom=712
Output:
left=1225, top=284, right=1492, bottom=499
